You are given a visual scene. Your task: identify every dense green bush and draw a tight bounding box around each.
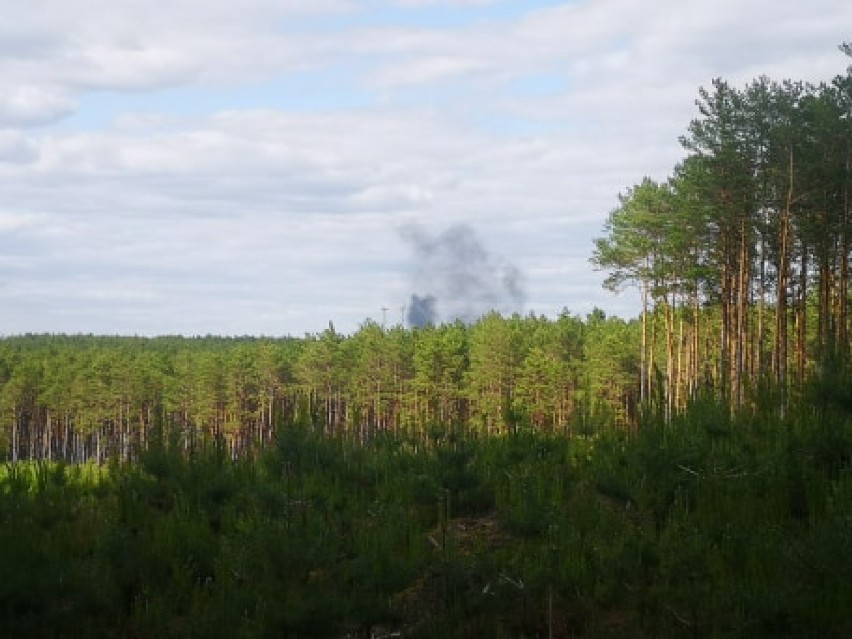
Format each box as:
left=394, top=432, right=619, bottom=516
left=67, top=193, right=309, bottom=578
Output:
left=1, top=388, right=851, bottom=636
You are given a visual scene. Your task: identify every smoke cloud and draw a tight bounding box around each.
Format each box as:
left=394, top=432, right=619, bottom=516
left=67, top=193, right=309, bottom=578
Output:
left=402, top=224, right=526, bottom=327
left=407, top=294, right=438, bottom=327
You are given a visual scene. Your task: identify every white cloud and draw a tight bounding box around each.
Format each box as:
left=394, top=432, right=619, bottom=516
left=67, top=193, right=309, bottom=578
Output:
left=388, top=0, right=498, bottom=6
left=0, top=0, right=353, bottom=110
left=0, top=97, right=691, bottom=334
left=0, top=210, right=41, bottom=232
left=0, top=0, right=850, bottom=334
left=0, top=131, right=38, bottom=163
left=369, top=54, right=494, bottom=86
left=0, top=85, right=76, bottom=126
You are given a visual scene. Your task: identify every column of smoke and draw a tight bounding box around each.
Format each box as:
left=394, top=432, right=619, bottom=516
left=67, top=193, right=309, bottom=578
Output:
left=402, top=224, right=526, bottom=328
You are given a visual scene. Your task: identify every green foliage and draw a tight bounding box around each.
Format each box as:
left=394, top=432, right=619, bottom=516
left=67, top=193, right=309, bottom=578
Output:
left=1, top=389, right=852, bottom=636
left=592, top=48, right=852, bottom=417
left=0, top=313, right=642, bottom=463
left=1, top=44, right=852, bottom=637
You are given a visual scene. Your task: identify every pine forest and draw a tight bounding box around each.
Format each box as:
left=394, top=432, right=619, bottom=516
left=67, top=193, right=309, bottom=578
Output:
left=1, top=45, right=852, bottom=638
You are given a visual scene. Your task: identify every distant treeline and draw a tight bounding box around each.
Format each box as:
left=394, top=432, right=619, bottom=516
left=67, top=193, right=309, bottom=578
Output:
left=0, top=312, right=638, bottom=463
left=0, top=299, right=847, bottom=464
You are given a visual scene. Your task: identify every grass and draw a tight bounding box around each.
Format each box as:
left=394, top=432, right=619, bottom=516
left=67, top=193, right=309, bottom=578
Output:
left=1, top=388, right=851, bottom=637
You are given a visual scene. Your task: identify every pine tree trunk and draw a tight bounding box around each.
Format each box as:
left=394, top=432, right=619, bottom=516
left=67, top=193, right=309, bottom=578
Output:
left=798, top=247, right=809, bottom=384
left=11, top=409, right=18, bottom=462
left=721, top=260, right=732, bottom=404
left=840, top=235, right=849, bottom=363
left=676, top=311, right=684, bottom=412
left=735, top=218, right=750, bottom=408
left=640, top=279, right=649, bottom=404
left=775, top=155, right=793, bottom=406
left=665, top=294, right=675, bottom=420
left=692, top=294, right=701, bottom=399
left=757, top=232, right=767, bottom=379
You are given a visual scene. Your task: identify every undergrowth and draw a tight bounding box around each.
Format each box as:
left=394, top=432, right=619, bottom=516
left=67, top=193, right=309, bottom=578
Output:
left=1, top=380, right=851, bottom=637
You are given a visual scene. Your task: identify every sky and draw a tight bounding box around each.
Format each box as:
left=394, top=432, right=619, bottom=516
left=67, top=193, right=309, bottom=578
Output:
left=1, top=0, right=850, bottom=337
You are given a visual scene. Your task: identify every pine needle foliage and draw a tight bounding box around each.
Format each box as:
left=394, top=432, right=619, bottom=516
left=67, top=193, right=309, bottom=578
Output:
left=0, top=382, right=850, bottom=636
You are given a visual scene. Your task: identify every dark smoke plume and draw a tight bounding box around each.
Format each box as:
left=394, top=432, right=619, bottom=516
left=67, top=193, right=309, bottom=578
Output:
left=402, top=224, right=526, bottom=327
left=407, top=294, right=437, bottom=327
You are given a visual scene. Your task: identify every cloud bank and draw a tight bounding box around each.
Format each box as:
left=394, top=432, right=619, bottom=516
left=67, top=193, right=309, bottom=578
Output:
left=0, top=0, right=850, bottom=335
